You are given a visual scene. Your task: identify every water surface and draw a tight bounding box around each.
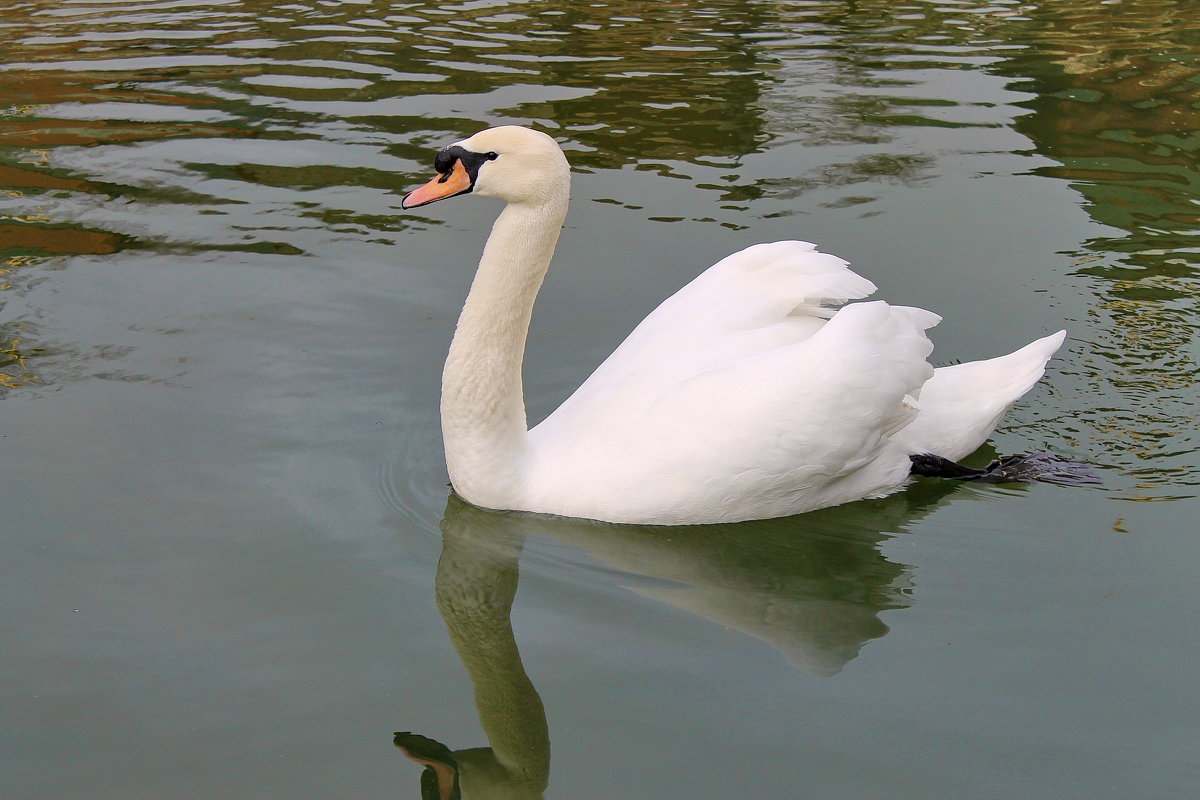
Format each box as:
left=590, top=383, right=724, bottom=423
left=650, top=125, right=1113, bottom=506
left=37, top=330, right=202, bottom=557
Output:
left=3, top=1, right=1198, bottom=798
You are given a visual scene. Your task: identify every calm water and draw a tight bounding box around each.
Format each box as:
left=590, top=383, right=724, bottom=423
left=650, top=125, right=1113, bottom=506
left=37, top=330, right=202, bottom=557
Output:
left=3, top=1, right=1198, bottom=797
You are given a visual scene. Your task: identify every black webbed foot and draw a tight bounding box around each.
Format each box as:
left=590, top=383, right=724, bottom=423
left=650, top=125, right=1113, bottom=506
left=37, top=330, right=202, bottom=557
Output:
left=909, top=451, right=1100, bottom=486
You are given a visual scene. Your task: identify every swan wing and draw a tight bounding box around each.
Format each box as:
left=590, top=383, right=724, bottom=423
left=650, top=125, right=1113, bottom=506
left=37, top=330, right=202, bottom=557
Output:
left=528, top=292, right=941, bottom=523
left=566, top=241, right=878, bottom=394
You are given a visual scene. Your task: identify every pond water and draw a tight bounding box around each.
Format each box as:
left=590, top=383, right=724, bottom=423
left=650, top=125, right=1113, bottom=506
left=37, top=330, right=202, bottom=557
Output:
left=3, top=0, right=1198, bottom=797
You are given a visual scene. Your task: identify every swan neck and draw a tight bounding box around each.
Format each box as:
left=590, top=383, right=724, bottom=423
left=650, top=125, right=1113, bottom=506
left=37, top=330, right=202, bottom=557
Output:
left=442, top=194, right=567, bottom=507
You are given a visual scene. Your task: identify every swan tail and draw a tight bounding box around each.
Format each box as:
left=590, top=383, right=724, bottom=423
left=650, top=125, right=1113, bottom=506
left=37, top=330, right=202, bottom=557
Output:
left=896, top=330, right=1067, bottom=461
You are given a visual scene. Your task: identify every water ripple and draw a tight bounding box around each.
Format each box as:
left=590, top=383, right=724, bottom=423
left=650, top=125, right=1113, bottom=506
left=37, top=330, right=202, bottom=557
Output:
left=2, top=0, right=1198, bottom=496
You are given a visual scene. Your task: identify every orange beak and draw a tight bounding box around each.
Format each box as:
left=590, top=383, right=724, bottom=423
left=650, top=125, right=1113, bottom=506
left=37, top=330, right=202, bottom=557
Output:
left=402, top=159, right=473, bottom=209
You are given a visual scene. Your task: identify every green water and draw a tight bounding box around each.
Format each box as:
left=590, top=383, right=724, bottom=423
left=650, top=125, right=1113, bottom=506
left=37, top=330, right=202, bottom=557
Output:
left=2, top=1, right=1198, bottom=797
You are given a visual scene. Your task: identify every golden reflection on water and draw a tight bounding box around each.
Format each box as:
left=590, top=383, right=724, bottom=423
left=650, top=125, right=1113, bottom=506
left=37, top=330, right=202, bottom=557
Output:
left=0, top=254, right=40, bottom=389
left=989, top=0, right=1200, bottom=491
left=0, top=0, right=1197, bottom=486
left=0, top=331, right=37, bottom=389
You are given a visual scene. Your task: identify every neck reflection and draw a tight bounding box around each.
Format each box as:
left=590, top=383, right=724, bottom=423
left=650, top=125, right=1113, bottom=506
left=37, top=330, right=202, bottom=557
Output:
left=398, top=479, right=965, bottom=797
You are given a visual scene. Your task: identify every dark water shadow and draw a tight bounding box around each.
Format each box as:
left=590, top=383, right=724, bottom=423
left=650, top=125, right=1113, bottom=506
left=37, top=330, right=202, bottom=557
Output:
left=396, top=479, right=966, bottom=797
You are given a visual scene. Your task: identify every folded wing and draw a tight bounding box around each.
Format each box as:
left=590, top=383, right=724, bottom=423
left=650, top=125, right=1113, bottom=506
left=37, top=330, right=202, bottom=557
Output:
left=527, top=242, right=943, bottom=523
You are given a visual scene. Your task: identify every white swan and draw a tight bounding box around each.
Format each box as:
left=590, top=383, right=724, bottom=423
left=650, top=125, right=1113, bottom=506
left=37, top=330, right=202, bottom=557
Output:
left=403, top=125, right=1067, bottom=525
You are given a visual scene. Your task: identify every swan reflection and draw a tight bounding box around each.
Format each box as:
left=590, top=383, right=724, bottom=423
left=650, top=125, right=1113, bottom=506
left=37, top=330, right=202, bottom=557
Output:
left=397, top=479, right=963, bottom=797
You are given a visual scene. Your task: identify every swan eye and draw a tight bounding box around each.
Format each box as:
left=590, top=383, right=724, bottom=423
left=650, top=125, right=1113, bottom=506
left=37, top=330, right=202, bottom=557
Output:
left=486, top=151, right=499, bottom=161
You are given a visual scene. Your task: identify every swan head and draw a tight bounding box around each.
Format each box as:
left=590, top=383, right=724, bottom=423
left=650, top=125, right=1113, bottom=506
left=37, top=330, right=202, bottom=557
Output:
left=402, top=126, right=569, bottom=209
